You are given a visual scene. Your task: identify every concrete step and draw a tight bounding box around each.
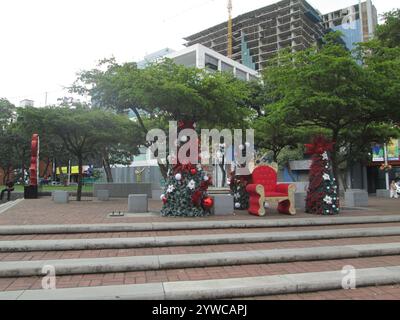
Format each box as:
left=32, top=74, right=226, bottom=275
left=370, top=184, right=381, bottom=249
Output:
left=2, top=226, right=400, bottom=252
left=1, top=266, right=400, bottom=300
left=1, top=242, right=400, bottom=277
left=1, top=215, right=400, bottom=235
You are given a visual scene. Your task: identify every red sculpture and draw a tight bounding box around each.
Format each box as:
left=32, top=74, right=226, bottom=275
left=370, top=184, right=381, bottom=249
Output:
left=246, top=163, right=296, bottom=216
left=29, top=134, right=40, bottom=186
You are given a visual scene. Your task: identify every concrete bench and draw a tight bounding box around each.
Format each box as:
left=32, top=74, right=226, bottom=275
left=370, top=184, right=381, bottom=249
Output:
left=345, top=189, right=368, bottom=207
left=376, top=189, right=391, bottom=198
left=97, top=190, right=110, bottom=201
left=211, top=194, right=234, bottom=216
left=128, top=194, right=148, bottom=213
left=53, top=191, right=69, bottom=204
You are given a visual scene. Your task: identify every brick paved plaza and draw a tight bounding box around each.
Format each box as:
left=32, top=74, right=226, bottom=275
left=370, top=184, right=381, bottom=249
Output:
left=0, top=196, right=400, bottom=299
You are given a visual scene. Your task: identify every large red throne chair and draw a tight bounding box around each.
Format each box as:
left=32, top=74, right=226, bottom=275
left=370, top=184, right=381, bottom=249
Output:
left=246, top=164, right=296, bottom=216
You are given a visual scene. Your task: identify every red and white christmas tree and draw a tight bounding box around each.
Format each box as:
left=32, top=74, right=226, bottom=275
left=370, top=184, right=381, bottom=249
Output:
left=160, top=120, right=213, bottom=217
left=305, top=136, right=340, bottom=215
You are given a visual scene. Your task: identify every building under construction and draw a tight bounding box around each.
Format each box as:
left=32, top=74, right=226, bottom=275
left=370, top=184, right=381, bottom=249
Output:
left=184, top=0, right=325, bottom=71
left=184, top=0, right=377, bottom=71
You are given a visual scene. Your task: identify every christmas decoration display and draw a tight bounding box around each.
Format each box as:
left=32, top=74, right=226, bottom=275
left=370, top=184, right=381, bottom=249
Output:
left=305, top=136, right=340, bottom=215
left=229, top=142, right=253, bottom=210
left=229, top=171, right=251, bottom=210
left=160, top=120, right=213, bottom=217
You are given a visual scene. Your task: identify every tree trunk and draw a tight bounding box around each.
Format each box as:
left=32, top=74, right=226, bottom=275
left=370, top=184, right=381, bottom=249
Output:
left=102, top=156, right=113, bottom=183
left=52, top=158, right=57, bottom=181
left=331, top=130, right=340, bottom=193
left=77, top=156, right=83, bottom=201
left=41, top=157, right=51, bottom=178
left=158, top=163, right=168, bottom=180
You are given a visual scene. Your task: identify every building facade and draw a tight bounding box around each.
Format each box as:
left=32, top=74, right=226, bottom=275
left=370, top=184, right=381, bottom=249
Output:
left=321, top=0, right=378, bottom=50
left=184, top=0, right=325, bottom=71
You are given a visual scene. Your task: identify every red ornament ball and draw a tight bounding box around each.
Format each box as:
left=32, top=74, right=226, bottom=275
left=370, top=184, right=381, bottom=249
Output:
left=202, top=197, right=214, bottom=209
left=162, top=197, right=167, bottom=204
left=190, top=168, right=197, bottom=175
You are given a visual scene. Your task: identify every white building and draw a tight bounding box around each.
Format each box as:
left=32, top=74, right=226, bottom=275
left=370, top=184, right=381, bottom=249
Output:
left=164, top=44, right=259, bottom=81
left=19, top=99, right=34, bottom=107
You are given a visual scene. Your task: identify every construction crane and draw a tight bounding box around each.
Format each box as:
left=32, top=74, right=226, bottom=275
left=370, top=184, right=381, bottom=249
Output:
left=227, top=0, right=233, bottom=58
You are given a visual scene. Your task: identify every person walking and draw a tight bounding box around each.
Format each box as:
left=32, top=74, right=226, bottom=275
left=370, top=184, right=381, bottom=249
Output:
left=390, top=180, right=399, bottom=199
left=0, top=181, right=14, bottom=202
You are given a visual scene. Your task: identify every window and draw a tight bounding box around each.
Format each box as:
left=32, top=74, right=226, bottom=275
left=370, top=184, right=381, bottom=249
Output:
left=221, top=62, right=234, bottom=74
left=205, top=54, right=218, bottom=71
left=236, top=68, right=247, bottom=80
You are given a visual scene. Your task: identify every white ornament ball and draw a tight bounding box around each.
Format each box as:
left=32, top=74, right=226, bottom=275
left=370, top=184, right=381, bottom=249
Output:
left=235, top=202, right=241, bottom=209
left=264, top=202, right=270, bottom=209
left=160, top=194, right=165, bottom=200
left=239, top=144, right=245, bottom=151
left=180, top=135, right=188, bottom=143
left=175, top=173, right=182, bottom=181
left=245, top=142, right=251, bottom=148
left=203, top=175, right=209, bottom=182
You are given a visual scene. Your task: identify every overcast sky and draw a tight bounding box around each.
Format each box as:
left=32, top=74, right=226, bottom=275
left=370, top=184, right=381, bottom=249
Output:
left=1, top=0, right=398, bottom=106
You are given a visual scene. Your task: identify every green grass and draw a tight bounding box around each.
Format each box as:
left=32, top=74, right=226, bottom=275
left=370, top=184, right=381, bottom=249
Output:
left=13, top=185, right=94, bottom=193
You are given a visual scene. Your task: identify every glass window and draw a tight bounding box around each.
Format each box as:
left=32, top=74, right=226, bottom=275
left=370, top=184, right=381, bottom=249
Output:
left=205, top=54, right=218, bottom=71
left=221, top=62, right=234, bottom=74
left=236, top=68, right=247, bottom=80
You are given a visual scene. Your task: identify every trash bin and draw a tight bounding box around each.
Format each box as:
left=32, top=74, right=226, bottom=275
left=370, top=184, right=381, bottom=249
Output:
left=24, top=185, right=38, bottom=199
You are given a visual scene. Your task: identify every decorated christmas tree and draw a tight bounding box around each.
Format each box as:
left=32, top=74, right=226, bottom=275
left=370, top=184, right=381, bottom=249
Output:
left=229, top=171, right=251, bottom=210
left=160, top=120, right=213, bottom=217
left=228, top=143, right=252, bottom=210
left=305, top=136, right=340, bottom=215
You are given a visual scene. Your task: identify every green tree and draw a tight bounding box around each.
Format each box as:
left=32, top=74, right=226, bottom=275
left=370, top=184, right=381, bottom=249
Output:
left=375, top=9, right=400, bottom=48
left=262, top=33, right=398, bottom=188
left=0, top=98, right=15, bottom=131
left=72, top=59, right=253, bottom=178
left=16, top=106, right=141, bottom=200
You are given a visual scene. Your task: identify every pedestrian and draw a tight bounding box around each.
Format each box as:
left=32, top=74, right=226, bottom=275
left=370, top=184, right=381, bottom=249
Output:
left=0, top=181, right=15, bottom=202
left=390, top=180, right=399, bottom=199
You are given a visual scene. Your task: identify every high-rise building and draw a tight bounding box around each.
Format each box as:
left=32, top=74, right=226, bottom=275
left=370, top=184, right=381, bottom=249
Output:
left=184, top=0, right=325, bottom=71
left=321, top=0, right=378, bottom=50
left=184, top=0, right=378, bottom=71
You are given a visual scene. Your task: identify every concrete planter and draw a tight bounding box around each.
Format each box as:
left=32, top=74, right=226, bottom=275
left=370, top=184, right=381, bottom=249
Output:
left=53, top=191, right=69, bottom=204
left=211, top=194, right=234, bottom=216
left=128, top=194, right=148, bottom=213
left=345, top=189, right=368, bottom=207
